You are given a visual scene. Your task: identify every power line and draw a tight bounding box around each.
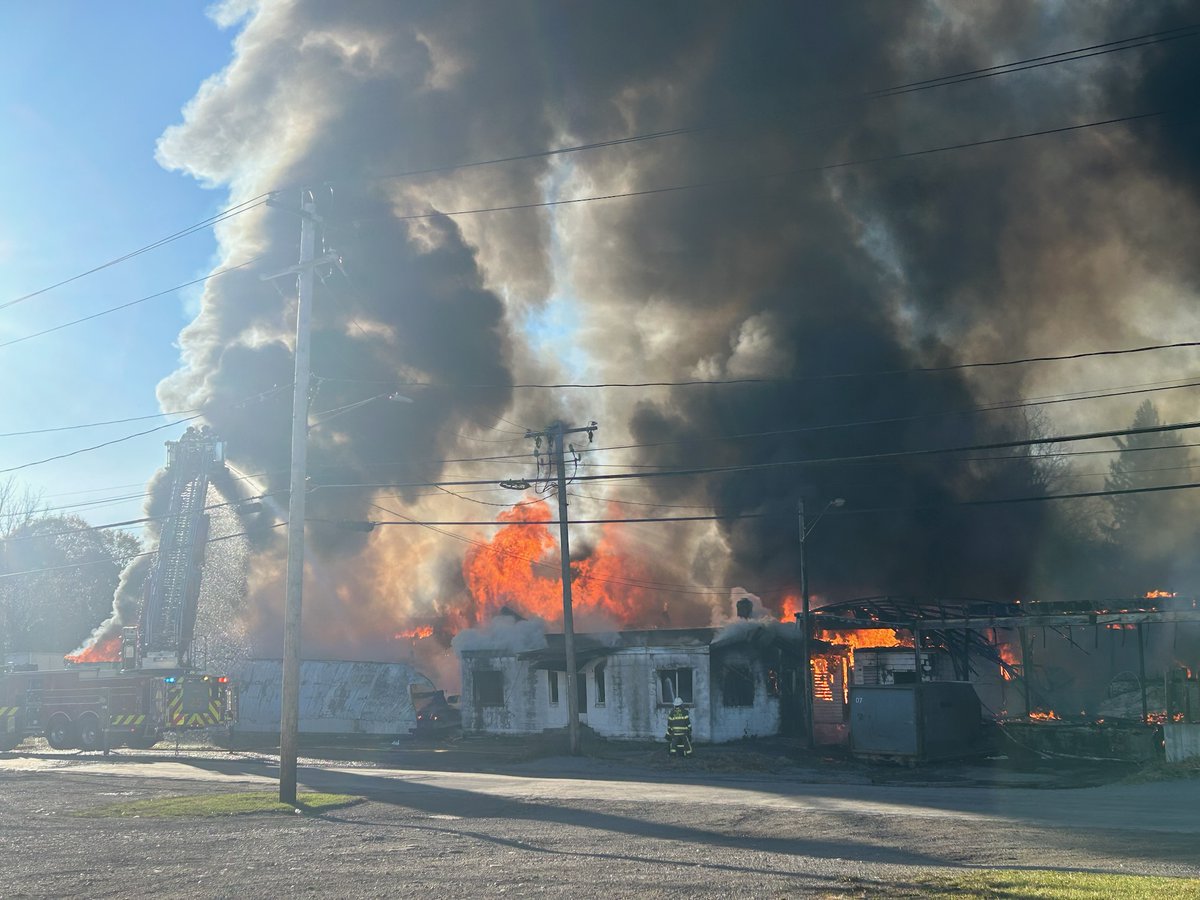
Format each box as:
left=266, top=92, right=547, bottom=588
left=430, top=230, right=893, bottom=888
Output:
left=0, top=416, right=203, bottom=476
left=0, top=257, right=264, bottom=353
left=292, top=371, right=1200, bottom=474
left=6, top=24, right=1191, bottom=326
left=870, top=24, right=1200, bottom=97
left=322, top=339, right=1200, bottom=391
left=312, top=416, right=1200, bottom=491
left=6, top=361, right=1195, bottom=461
left=340, top=109, right=1175, bottom=229
left=0, top=196, right=269, bottom=313
left=357, top=24, right=1197, bottom=188
left=0, top=412, right=201, bottom=439
left=0, top=491, right=284, bottom=544
left=570, top=374, right=1200, bottom=462
left=342, top=479, right=1200, bottom=528
left=0, top=522, right=285, bottom=581
left=0, top=383, right=291, bottom=476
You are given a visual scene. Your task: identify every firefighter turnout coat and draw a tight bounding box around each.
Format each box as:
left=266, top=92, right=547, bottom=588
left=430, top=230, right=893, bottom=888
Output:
left=666, top=706, right=693, bottom=756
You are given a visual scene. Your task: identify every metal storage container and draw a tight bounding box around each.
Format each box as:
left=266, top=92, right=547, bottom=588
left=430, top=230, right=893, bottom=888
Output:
left=849, top=682, right=983, bottom=762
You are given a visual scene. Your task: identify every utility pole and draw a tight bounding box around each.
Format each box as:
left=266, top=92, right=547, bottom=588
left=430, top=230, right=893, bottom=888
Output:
left=262, top=189, right=336, bottom=805
left=798, top=496, right=843, bottom=748
left=798, top=498, right=813, bottom=747
left=526, top=420, right=597, bottom=756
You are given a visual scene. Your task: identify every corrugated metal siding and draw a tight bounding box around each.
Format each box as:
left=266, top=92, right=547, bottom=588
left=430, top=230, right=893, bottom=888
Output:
left=235, top=659, right=433, bottom=734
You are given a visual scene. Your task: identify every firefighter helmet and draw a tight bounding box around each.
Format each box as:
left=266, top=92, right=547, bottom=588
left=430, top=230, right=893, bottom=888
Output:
left=673, top=697, right=683, bottom=707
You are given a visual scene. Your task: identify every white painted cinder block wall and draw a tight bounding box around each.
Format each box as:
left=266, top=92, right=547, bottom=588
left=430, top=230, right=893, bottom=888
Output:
left=463, top=645, right=782, bottom=743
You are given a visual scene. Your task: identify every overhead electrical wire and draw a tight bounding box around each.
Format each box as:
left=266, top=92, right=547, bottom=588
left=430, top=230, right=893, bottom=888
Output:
left=356, top=24, right=1198, bottom=188
left=338, top=109, right=1177, bottom=229
left=22, top=364, right=1187, bottom=499
left=330, top=478, right=1200, bottom=529
left=0, top=195, right=270, bottom=313
left=285, top=371, right=1200, bottom=475
left=6, top=364, right=1197, bottom=467
left=322, top=340, right=1200, bottom=391
left=311, top=417, right=1200, bottom=492
left=0, top=491, right=284, bottom=544
left=6, top=24, right=1193, bottom=333
left=0, top=383, right=291, bottom=476
left=0, top=257, right=264, bottom=353
left=0, top=412, right=203, bottom=439
left=0, top=522, right=286, bottom=581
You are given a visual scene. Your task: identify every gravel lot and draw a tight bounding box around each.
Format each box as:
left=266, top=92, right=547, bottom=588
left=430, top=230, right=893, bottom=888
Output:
left=2, top=746, right=1198, bottom=899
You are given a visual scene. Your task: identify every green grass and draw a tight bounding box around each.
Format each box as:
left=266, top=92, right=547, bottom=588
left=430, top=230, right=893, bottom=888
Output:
left=826, top=869, right=1200, bottom=899
left=75, top=791, right=360, bottom=818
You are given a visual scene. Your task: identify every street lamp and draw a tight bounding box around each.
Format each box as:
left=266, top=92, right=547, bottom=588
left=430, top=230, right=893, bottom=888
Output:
left=798, top=496, right=844, bottom=747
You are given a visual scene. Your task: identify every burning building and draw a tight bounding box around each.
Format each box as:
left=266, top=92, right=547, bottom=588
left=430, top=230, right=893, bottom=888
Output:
left=456, top=618, right=811, bottom=744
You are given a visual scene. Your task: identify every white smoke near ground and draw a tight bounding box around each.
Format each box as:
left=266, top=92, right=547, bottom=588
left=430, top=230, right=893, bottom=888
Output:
left=450, top=614, right=547, bottom=655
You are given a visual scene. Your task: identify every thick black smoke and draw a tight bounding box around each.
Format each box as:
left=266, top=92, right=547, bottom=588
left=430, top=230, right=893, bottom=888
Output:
left=151, top=0, right=1200, bottom=651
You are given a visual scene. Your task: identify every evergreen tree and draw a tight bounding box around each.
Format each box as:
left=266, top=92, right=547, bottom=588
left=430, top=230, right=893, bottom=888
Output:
left=1102, top=400, right=1191, bottom=585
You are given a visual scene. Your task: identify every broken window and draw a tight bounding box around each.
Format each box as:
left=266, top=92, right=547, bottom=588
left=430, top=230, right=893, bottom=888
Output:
left=594, top=663, right=606, bottom=706
left=473, top=670, right=504, bottom=707
left=658, top=668, right=694, bottom=705
left=548, top=670, right=559, bottom=704
left=722, top=665, right=755, bottom=707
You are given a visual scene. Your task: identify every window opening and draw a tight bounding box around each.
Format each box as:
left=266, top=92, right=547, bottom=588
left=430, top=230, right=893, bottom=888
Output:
left=548, top=670, right=559, bottom=704
left=658, top=668, right=694, bottom=705
left=594, top=663, right=606, bottom=706
left=473, top=670, right=504, bottom=707
left=722, top=664, right=755, bottom=707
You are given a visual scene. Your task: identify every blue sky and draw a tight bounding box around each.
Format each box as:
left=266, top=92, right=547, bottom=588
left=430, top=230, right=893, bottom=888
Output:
left=0, top=4, right=235, bottom=528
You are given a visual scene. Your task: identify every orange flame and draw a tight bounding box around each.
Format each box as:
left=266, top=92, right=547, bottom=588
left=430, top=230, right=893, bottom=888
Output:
left=779, top=595, right=801, bottom=621
left=65, top=634, right=121, bottom=664
left=460, top=501, right=653, bottom=628
left=1029, top=709, right=1060, bottom=721
left=811, top=655, right=834, bottom=701
left=998, top=643, right=1019, bottom=680
left=815, top=628, right=911, bottom=666
left=1145, top=589, right=1176, bottom=599
left=395, top=626, right=434, bottom=640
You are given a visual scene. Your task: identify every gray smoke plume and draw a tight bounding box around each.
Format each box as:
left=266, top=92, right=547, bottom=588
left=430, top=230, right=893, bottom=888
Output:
left=150, top=0, right=1200, bottom=658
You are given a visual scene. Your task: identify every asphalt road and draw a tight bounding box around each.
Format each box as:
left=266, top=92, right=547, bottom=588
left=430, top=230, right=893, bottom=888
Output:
left=1, top=751, right=1197, bottom=898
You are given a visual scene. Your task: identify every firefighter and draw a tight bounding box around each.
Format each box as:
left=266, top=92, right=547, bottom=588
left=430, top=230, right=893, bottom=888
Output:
left=666, top=696, right=693, bottom=758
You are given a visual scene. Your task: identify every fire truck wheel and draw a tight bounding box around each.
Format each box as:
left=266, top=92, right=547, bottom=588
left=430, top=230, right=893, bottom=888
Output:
left=45, top=714, right=76, bottom=750
left=77, top=713, right=104, bottom=752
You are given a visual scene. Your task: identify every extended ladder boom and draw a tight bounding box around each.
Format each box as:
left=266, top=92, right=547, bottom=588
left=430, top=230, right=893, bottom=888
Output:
left=138, top=426, right=225, bottom=670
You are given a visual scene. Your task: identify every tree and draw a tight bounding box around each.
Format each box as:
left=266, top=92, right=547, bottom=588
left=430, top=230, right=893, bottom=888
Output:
left=1105, top=401, right=1186, bottom=540
left=0, top=477, right=44, bottom=659
left=0, top=514, right=142, bottom=652
left=1101, top=400, right=1193, bottom=588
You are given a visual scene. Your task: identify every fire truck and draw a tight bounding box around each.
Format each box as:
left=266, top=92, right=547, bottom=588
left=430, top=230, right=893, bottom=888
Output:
left=0, top=426, right=238, bottom=752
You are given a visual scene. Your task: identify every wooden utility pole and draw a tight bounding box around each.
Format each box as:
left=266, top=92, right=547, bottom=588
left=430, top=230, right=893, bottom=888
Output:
left=526, top=420, right=597, bottom=756
left=262, top=189, right=337, bottom=804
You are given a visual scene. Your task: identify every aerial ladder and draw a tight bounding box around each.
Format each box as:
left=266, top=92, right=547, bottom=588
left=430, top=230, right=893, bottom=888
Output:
left=135, top=425, right=223, bottom=671
left=123, top=424, right=237, bottom=733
